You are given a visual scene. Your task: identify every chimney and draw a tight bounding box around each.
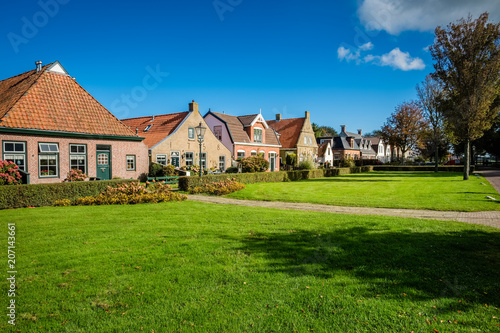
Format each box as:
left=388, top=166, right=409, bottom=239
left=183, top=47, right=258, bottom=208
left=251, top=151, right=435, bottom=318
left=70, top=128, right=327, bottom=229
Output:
left=357, top=129, right=362, bottom=136
left=151, top=115, right=155, bottom=122
left=35, top=61, right=42, bottom=72
left=340, top=125, right=346, bottom=133
left=305, top=111, right=310, bottom=119
left=189, top=100, right=199, bottom=113
left=276, top=114, right=281, bottom=121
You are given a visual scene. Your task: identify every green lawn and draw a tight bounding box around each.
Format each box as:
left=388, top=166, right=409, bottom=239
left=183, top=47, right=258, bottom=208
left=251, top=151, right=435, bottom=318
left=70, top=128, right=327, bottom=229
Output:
left=226, top=171, right=500, bottom=212
left=1, top=202, right=499, bottom=332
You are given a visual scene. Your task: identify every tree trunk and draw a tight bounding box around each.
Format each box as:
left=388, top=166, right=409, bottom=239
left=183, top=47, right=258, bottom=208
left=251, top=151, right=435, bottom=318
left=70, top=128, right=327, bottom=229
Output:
left=463, top=139, right=470, bottom=180
left=434, top=129, right=439, bottom=173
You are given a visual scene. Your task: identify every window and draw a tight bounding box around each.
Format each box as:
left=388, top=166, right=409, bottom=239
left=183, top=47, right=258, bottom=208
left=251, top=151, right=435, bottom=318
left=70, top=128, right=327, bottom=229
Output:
left=304, top=137, right=307, bottom=145
left=237, top=151, right=245, bottom=160
left=308, top=137, right=312, bottom=145
left=3, top=141, right=26, bottom=171
left=69, top=144, right=86, bottom=174
left=126, top=155, right=136, bottom=171
left=188, top=127, right=195, bottom=140
left=201, top=153, right=207, bottom=169
left=327, top=148, right=331, bottom=155
left=253, top=128, right=263, bottom=143
left=144, top=124, right=153, bottom=132
left=219, top=155, right=225, bottom=171
left=251, top=150, right=257, bottom=156
left=39, top=143, right=59, bottom=177
left=185, top=152, right=194, bottom=166
left=334, top=154, right=340, bottom=160
left=213, top=126, right=222, bottom=140
left=156, top=154, right=167, bottom=165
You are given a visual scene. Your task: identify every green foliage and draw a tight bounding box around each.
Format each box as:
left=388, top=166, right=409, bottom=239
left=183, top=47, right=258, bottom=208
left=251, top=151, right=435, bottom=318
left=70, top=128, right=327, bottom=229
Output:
left=298, top=159, right=314, bottom=170
left=240, top=156, right=269, bottom=173
left=225, top=166, right=238, bottom=173
left=285, top=153, right=297, bottom=166
left=163, top=164, right=176, bottom=176
left=189, top=178, right=246, bottom=196
left=0, top=179, right=135, bottom=209
left=149, top=163, right=165, bottom=177
left=339, top=158, right=355, bottom=168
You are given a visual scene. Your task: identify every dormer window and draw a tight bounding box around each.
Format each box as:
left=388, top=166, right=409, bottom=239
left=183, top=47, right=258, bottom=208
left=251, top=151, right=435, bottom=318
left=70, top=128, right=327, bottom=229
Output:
left=144, top=124, right=153, bottom=132
left=254, top=128, right=263, bottom=143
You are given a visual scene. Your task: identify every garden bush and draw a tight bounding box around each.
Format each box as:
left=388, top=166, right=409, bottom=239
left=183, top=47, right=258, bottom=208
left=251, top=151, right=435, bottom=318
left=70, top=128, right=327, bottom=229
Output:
left=163, top=164, right=176, bottom=176
left=64, top=169, right=87, bottom=182
left=0, top=160, right=22, bottom=185
left=149, top=163, right=165, bottom=177
left=298, top=160, right=314, bottom=170
left=285, top=153, right=297, bottom=166
left=189, top=178, right=245, bottom=196
left=225, top=166, right=238, bottom=173
left=0, top=179, right=135, bottom=209
left=240, top=156, right=269, bottom=173
left=339, top=158, right=355, bottom=168
left=72, top=181, right=186, bottom=206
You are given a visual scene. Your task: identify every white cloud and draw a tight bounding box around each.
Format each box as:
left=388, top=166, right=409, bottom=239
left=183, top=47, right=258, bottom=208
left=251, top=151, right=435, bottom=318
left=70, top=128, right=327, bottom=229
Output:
left=378, top=48, right=426, bottom=70
left=358, top=0, right=500, bottom=35
left=338, top=43, right=425, bottom=71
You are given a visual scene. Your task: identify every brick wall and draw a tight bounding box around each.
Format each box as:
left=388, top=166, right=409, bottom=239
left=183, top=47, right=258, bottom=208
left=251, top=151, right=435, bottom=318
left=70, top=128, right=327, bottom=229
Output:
left=1, top=133, right=149, bottom=184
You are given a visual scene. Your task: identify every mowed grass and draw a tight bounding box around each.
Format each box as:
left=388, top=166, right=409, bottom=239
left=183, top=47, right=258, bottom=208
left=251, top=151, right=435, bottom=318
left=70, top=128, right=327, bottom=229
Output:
left=226, top=171, right=500, bottom=211
left=1, top=201, right=499, bottom=332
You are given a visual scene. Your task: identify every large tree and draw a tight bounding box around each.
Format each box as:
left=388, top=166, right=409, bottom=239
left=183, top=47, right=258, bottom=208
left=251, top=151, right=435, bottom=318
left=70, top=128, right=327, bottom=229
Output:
left=430, top=12, right=500, bottom=180
left=381, top=101, right=427, bottom=164
left=416, top=75, right=448, bottom=172
left=312, top=123, right=338, bottom=138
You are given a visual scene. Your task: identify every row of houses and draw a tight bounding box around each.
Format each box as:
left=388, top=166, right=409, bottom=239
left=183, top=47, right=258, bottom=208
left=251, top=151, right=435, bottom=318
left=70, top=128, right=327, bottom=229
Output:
left=0, top=61, right=391, bottom=184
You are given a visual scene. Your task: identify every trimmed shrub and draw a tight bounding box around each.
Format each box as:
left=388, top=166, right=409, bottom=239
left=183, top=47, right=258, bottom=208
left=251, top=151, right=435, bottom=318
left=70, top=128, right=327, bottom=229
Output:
left=0, top=179, right=135, bottom=210
left=0, top=160, right=22, bottom=185
left=225, top=167, right=238, bottom=173
left=298, top=160, right=314, bottom=170
left=240, top=156, right=269, bottom=173
left=189, top=178, right=245, bottom=196
left=339, top=158, right=355, bottom=168
left=163, top=164, right=176, bottom=176
left=285, top=153, right=297, bottom=166
left=149, top=163, right=165, bottom=177
left=178, top=167, right=374, bottom=191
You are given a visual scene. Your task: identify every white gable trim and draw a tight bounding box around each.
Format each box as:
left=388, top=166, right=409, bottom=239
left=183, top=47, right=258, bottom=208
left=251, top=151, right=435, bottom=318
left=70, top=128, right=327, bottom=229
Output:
left=249, top=114, right=269, bottom=129
left=46, top=61, right=69, bottom=76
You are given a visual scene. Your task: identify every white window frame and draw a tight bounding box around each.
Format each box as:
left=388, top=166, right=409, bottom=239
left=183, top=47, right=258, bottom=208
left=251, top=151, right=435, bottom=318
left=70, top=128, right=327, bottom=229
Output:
left=185, top=152, right=194, bottom=166
left=253, top=128, right=263, bottom=143
left=188, top=127, right=195, bottom=140
left=219, top=155, right=225, bottom=171
left=69, top=144, right=87, bottom=174
left=126, top=155, right=136, bottom=171
left=3, top=141, right=26, bottom=171
left=39, top=142, right=59, bottom=178
left=237, top=150, right=245, bottom=160
left=156, top=154, right=167, bottom=165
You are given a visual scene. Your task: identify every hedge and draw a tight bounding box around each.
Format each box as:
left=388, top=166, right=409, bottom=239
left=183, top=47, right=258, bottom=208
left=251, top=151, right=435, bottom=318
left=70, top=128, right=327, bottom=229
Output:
left=372, top=165, right=475, bottom=172
left=0, top=179, right=135, bottom=210
left=178, top=166, right=374, bottom=191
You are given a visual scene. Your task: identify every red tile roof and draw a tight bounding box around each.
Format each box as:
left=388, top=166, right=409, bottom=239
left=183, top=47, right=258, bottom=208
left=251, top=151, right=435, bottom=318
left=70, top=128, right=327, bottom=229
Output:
left=209, top=111, right=280, bottom=146
left=121, top=112, right=189, bottom=147
left=0, top=63, right=138, bottom=137
left=318, top=142, right=329, bottom=157
left=267, top=117, right=305, bottom=148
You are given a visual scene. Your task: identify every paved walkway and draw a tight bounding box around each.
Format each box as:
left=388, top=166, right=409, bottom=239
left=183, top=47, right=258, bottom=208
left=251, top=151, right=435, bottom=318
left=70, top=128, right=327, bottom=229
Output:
left=187, top=170, right=500, bottom=229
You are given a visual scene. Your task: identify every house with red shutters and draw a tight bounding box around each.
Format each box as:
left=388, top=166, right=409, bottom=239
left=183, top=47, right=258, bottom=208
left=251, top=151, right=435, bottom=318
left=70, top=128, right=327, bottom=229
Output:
left=0, top=61, right=149, bottom=184
left=267, top=111, right=318, bottom=167
left=203, top=110, right=281, bottom=171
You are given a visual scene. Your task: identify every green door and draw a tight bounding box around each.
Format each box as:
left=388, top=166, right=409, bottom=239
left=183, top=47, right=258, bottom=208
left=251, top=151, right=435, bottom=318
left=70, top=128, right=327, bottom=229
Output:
left=96, top=151, right=111, bottom=180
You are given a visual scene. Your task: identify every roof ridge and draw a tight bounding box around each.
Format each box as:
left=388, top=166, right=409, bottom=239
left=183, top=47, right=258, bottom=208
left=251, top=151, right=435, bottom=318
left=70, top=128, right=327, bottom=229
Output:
left=121, top=111, right=189, bottom=121
left=0, top=63, right=51, bottom=84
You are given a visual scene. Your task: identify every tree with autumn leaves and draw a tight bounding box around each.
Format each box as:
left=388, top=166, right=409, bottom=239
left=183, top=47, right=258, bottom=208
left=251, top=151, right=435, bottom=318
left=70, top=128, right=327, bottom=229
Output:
left=430, top=12, right=500, bottom=180
left=382, top=101, right=427, bottom=164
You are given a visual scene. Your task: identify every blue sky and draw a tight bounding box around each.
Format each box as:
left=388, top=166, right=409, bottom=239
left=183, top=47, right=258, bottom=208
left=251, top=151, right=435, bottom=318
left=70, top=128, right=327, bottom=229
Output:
left=1, top=0, right=499, bottom=133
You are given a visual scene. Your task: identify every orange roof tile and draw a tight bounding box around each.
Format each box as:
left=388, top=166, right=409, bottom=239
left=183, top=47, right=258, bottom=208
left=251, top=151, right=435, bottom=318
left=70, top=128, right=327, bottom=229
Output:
left=267, top=117, right=305, bottom=148
left=121, top=112, right=189, bottom=147
left=0, top=63, right=138, bottom=137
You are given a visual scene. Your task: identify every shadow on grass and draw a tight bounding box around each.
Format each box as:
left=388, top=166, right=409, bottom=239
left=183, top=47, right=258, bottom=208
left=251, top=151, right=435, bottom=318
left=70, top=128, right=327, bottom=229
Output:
left=225, top=226, right=500, bottom=312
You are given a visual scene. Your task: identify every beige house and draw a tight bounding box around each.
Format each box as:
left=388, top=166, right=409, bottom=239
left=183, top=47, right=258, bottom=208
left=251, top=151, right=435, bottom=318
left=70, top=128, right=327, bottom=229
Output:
left=121, top=101, right=232, bottom=171
left=267, top=111, right=318, bottom=166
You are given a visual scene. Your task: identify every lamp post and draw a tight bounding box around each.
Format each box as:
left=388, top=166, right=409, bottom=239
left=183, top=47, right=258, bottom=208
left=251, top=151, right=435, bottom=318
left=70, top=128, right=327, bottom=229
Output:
left=195, top=122, right=206, bottom=177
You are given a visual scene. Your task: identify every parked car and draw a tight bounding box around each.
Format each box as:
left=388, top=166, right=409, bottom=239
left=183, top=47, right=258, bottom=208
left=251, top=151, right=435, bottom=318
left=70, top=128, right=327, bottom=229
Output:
left=443, top=159, right=462, bottom=165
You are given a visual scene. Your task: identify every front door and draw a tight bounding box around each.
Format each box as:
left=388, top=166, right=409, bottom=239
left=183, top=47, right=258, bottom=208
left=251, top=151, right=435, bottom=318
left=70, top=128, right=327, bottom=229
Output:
left=96, top=150, right=111, bottom=180
left=171, top=151, right=180, bottom=167
left=269, top=152, right=276, bottom=171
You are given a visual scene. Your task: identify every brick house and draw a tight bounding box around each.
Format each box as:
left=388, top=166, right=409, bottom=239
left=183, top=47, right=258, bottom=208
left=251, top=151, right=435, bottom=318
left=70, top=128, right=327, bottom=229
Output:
left=203, top=111, right=281, bottom=171
left=267, top=111, right=318, bottom=167
left=0, top=61, right=149, bottom=184
left=121, top=101, right=232, bottom=171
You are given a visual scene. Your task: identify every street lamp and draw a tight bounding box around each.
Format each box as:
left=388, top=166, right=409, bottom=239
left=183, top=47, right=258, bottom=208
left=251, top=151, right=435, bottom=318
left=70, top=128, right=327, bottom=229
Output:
left=195, top=122, right=206, bottom=177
